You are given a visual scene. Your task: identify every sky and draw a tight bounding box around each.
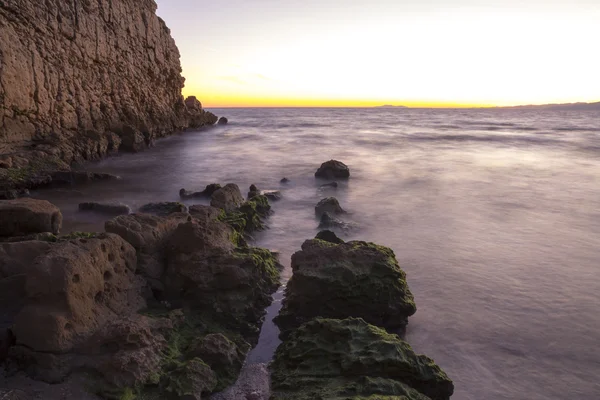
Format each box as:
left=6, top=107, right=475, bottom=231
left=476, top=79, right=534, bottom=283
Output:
left=155, top=0, right=600, bottom=107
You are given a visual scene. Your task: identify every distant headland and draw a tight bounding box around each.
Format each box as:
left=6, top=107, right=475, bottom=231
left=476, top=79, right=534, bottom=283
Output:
left=498, top=101, right=600, bottom=110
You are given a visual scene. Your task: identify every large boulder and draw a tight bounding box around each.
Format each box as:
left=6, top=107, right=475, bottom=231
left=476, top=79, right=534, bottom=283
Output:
left=211, top=184, right=245, bottom=212
left=315, top=197, right=345, bottom=217
left=270, top=318, right=454, bottom=400
left=274, top=238, right=416, bottom=336
left=10, top=233, right=144, bottom=354
left=0, top=198, right=62, bottom=237
left=314, top=160, right=350, bottom=179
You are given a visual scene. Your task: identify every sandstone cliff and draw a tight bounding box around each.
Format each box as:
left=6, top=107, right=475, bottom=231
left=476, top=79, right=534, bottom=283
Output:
left=0, top=0, right=216, bottom=174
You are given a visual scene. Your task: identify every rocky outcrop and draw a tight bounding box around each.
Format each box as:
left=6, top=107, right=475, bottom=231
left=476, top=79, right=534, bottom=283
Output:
left=0, top=198, right=62, bottom=236
left=211, top=183, right=245, bottom=212
left=2, top=200, right=280, bottom=399
left=270, top=318, right=454, bottom=400
left=0, top=0, right=217, bottom=189
left=315, top=160, right=350, bottom=179
left=275, top=238, right=416, bottom=336
left=315, top=197, right=345, bottom=217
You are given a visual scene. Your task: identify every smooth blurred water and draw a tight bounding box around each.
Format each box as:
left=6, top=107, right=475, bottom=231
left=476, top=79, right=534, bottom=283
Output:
left=36, top=108, right=600, bottom=400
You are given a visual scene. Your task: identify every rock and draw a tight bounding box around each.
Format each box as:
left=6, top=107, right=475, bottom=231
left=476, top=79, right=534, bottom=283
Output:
left=10, top=234, right=143, bottom=354
left=319, top=181, right=338, bottom=188
left=274, top=239, right=416, bottom=335
left=315, top=230, right=344, bottom=244
left=189, top=205, right=223, bottom=220
left=0, top=0, right=207, bottom=166
left=211, top=184, right=245, bottom=212
left=315, top=197, right=345, bottom=217
left=50, top=171, right=120, bottom=186
left=180, top=183, right=222, bottom=199
left=79, top=202, right=131, bottom=216
left=105, top=213, right=190, bottom=295
left=262, top=190, right=282, bottom=201
left=165, top=221, right=280, bottom=342
left=139, top=202, right=188, bottom=216
left=220, top=195, right=272, bottom=234
left=270, top=318, right=454, bottom=400
left=187, top=333, right=243, bottom=382
left=248, top=185, right=281, bottom=201
left=280, top=178, right=290, bottom=184
left=185, top=96, right=203, bottom=112
left=166, top=359, right=217, bottom=399
left=314, top=160, right=350, bottom=179
left=248, top=184, right=261, bottom=199
left=0, top=189, right=30, bottom=200
left=218, top=117, right=229, bottom=125
left=318, top=212, right=356, bottom=232
left=0, top=198, right=62, bottom=237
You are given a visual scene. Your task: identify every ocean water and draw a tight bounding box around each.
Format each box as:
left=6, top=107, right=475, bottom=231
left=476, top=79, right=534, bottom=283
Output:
left=36, top=108, right=600, bottom=400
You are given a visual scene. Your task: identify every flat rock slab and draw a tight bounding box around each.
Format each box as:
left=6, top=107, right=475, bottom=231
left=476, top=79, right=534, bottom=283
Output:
left=0, top=198, right=62, bottom=237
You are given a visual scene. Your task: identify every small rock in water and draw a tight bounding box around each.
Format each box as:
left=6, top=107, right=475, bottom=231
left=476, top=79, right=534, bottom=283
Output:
left=262, top=190, right=282, bottom=201
left=78, top=202, right=131, bottom=216
left=139, top=202, right=188, bottom=216
left=180, top=183, right=222, bottom=199
left=280, top=177, right=290, bottom=184
left=218, top=116, right=229, bottom=125
left=319, top=181, right=338, bottom=188
left=315, top=159, right=350, bottom=179
left=318, top=212, right=357, bottom=232
left=0, top=189, right=30, bottom=200
left=315, top=197, right=345, bottom=217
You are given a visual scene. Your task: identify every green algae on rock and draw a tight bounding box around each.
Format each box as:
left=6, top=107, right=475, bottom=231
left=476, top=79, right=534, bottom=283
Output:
left=270, top=318, right=454, bottom=400
left=274, top=238, right=416, bottom=336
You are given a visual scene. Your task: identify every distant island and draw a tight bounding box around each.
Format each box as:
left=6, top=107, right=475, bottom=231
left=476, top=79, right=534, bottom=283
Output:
left=376, top=105, right=408, bottom=108
left=499, top=101, right=600, bottom=110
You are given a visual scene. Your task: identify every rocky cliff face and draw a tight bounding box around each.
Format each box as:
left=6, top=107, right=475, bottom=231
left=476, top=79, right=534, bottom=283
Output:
left=0, top=0, right=216, bottom=171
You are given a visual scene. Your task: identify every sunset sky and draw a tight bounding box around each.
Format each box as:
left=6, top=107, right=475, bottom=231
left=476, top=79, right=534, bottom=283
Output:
left=155, top=0, right=600, bottom=108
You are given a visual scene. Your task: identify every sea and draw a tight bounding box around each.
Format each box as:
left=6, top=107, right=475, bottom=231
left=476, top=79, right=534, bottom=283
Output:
left=36, top=108, right=600, bottom=400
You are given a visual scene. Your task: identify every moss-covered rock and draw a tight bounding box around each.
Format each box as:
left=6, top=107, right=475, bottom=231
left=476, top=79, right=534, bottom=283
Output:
left=164, top=358, right=217, bottom=398
left=218, top=194, right=272, bottom=236
left=274, top=238, right=416, bottom=336
left=270, top=318, right=454, bottom=400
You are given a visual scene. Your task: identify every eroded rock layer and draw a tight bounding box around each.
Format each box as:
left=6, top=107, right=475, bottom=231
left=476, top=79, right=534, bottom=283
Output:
left=0, top=0, right=216, bottom=179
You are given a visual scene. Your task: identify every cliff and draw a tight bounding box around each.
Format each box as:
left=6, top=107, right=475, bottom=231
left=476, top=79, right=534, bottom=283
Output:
left=0, top=0, right=216, bottom=175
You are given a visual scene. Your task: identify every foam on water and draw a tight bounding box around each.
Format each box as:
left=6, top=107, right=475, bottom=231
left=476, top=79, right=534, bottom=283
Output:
left=35, top=108, right=600, bottom=400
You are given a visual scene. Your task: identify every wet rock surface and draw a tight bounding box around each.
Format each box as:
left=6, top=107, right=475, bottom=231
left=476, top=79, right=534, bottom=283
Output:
left=270, top=318, right=454, bottom=400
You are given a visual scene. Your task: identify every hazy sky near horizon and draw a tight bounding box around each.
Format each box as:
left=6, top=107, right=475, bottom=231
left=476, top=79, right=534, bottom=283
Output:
left=155, top=0, right=600, bottom=107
